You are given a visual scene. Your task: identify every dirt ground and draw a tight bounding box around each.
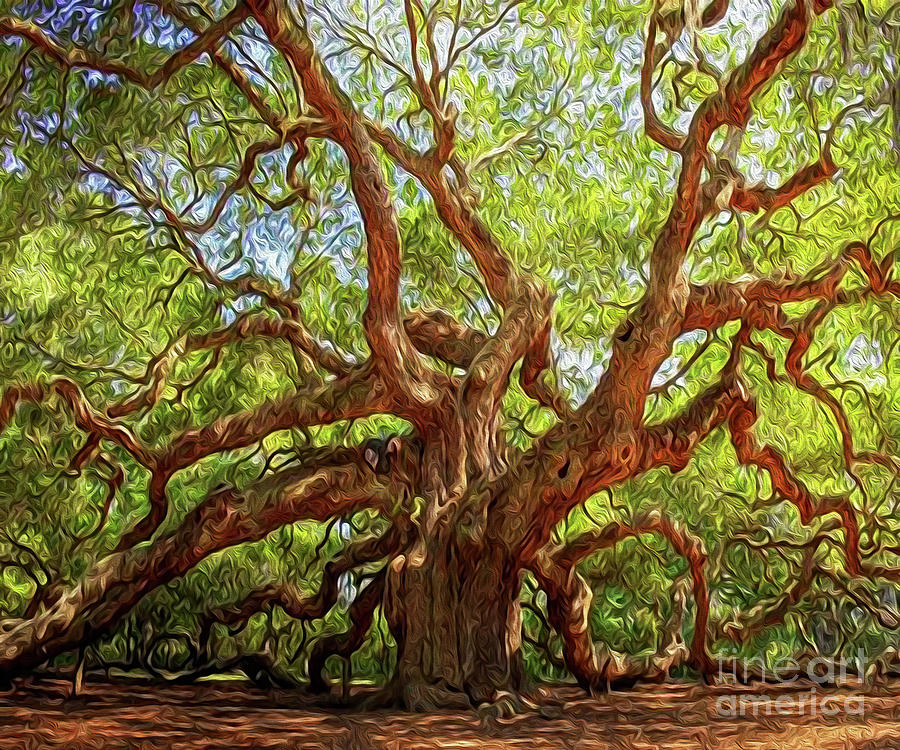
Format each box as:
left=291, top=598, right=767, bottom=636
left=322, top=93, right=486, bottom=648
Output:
left=1, top=679, right=899, bottom=749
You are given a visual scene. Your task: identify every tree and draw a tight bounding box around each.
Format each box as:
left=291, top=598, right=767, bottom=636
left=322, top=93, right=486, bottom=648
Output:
left=0, top=0, right=897, bottom=710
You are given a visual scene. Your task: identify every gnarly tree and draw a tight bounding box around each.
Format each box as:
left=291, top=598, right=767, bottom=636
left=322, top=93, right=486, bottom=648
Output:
left=0, top=0, right=897, bottom=710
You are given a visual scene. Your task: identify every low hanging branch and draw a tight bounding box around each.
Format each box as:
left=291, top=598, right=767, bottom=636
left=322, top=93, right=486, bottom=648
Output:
left=196, top=522, right=408, bottom=680
left=536, top=509, right=713, bottom=684
left=0, top=447, right=417, bottom=677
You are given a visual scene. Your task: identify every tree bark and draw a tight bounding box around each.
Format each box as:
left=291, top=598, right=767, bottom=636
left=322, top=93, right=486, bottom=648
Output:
left=385, top=534, right=522, bottom=709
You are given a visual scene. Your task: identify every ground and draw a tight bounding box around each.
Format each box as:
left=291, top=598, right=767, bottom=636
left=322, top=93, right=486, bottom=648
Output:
left=2, top=679, right=900, bottom=749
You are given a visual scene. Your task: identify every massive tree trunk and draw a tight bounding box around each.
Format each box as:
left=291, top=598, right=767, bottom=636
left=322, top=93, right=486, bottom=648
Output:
left=385, top=534, right=522, bottom=708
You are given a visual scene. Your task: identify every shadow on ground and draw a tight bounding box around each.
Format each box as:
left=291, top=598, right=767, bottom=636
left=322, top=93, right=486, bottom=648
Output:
left=1, top=679, right=899, bottom=749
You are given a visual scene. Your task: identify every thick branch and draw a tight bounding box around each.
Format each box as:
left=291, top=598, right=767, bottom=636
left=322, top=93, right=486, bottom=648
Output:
left=202, top=521, right=406, bottom=646
left=581, top=0, right=832, bottom=438
left=641, top=376, right=747, bottom=473
left=249, top=2, right=420, bottom=385
left=122, top=368, right=389, bottom=548
left=725, top=156, right=837, bottom=215
left=531, top=513, right=710, bottom=692
left=403, top=308, right=487, bottom=370
left=640, top=13, right=686, bottom=152
left=549, top=509, right=712, bottom=677
left=683, top=241, right=897, bottom=334
left=684, top=240, right=898, bottom=477
left=359, top=62, right=567, bottom=421
left=691, top=0, right=833, bottom=145
left=156, top=369, right=383, bottom=476
left=0, top=455, right=411, bottom=677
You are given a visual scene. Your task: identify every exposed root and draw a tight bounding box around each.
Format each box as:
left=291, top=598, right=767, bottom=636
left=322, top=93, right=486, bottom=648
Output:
left=399, top=682, right=473, bottom=712
left=476, top=689, right=540, bottom=722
